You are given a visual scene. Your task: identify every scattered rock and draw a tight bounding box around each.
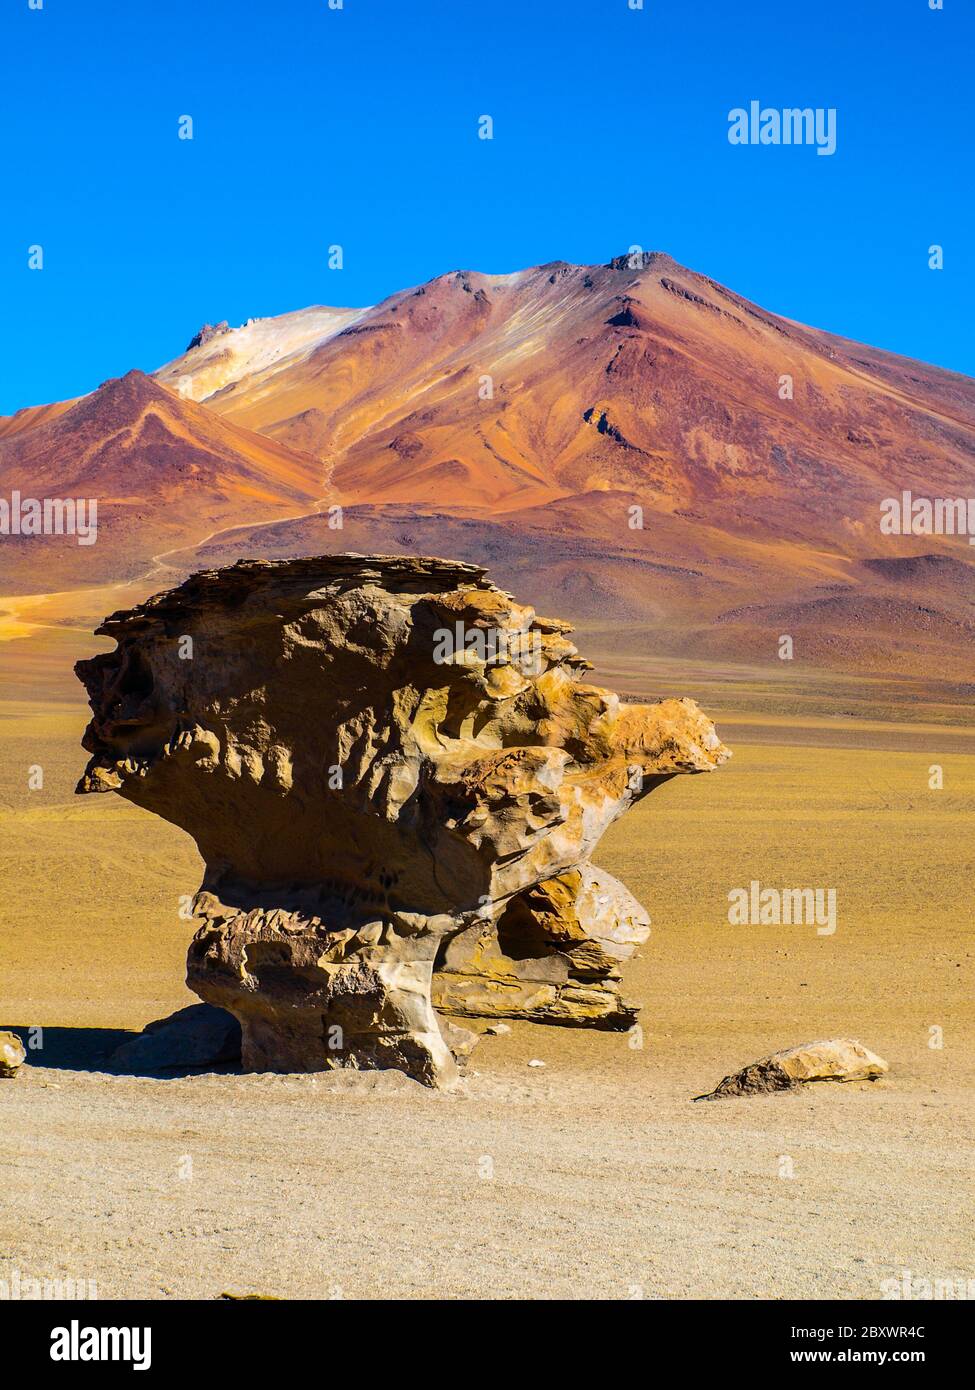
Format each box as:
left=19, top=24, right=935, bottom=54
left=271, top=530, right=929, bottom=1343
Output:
left=582, top=403, right=642, bottom=451
left=110, top=1004, right=241, bottom=1072
left=186, top=321, right=231, bottom=351
left=485, top=1023, right=511, bottom=1036
left=697, top=1038, right=889, bottom=1100
left=528, top=1059, right=546, bottom=1068
left=76, top=554, right=728, bottom=1088
left=218, top=1292, right=280, bottom=1301
left=605, top=297, right=649, bottom=330
left=388, top=432, right=425, bottom=460
left=0, top=1031, right=26, bottom=1078
left=607, top=250, right=671, bottom=272
left=435, top=1014, right=480, bottom=1062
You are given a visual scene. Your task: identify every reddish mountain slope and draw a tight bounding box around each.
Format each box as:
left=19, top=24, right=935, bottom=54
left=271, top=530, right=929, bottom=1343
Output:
left=151, top=252, right=975, bottom=677
left=0, top=371, right=324, bottom=590
left=158, top=252, right=975, bottom=535
left=4, top=254, right=974, bottom=682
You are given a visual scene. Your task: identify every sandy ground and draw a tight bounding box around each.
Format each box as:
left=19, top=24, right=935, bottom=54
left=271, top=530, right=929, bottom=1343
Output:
left=1, top=699, right=973, bottom=1300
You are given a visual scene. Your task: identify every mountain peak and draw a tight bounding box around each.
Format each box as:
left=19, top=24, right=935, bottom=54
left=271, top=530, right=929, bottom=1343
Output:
left=85, top=369, right=178, bottom=414
left=3, top=249, right=975, bottom=683
left=186, top=321, right=232, bottom=352
left=607, top=250, right=675, bottom=272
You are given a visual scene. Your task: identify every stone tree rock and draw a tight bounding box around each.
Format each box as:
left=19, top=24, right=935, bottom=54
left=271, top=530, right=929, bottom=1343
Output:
left=76, top=555, right=729, bottom=1087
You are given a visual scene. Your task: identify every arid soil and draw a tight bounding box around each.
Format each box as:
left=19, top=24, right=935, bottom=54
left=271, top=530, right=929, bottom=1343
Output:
left=2, top=693, right=972, bottom=1300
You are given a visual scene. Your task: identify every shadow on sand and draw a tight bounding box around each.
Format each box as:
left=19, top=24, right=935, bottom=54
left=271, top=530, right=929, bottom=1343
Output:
left=1, top=1024, right=241, bottom=1079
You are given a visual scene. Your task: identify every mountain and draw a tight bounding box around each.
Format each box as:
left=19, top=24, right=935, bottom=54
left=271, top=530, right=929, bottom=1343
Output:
left=156, top=251, right=975, bottom=525
left=155, top=306, right=367, bottom=411
left=152, top=251, right=975, bottom=678
left=0, top=370, right=325, bottom=590
left=3, top=252, right=974, bottom=685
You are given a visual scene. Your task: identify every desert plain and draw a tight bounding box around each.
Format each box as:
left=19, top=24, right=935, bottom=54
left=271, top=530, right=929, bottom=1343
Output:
left=1, top=635, right=972, bottom=1300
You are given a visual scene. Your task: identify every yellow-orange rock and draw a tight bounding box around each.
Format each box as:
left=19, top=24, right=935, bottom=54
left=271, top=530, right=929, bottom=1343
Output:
left=76, top=554, right=729, bottom=1086
left=1, top=1031, right=26, bottom=1078
left=699, top=1039, right=889, bottom=1099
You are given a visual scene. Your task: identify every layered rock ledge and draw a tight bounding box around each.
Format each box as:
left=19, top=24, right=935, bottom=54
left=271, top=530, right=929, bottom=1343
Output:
left=76, top=555, right=729, bottom=1087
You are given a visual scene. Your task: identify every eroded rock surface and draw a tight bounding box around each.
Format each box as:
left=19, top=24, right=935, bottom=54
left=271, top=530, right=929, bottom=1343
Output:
left=76, top=554, right=729, bottom=1087
left=1, top=1031, right=26, bottom=1078
left=432, top=864, right=651, bottom=1027
left=699, top=1038, right=889, bottom=1099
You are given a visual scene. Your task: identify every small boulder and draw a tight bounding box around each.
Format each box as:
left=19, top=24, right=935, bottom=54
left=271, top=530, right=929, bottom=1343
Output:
left=435, top=1014, right=480, bottom=1062
left=110, top=1004, right=241, bottom=1072
left=0, top=1031, right=26, bottom=1078
left=698, top=1038, right=888, bottom=1100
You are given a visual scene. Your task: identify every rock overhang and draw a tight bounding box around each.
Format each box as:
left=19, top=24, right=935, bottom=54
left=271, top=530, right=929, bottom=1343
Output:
left=75, top=553, right=729, bottom=1086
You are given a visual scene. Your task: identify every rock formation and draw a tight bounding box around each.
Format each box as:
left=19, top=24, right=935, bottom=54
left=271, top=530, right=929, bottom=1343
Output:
left=76, top=555, right=729, bottom=1087
left=185, top=320, right=231, bottom=351
left=1, top=1031, right=26, bottom=1078
left=432, top=862, right=653, bottom=1028
left=698, top=1039, right=889, bottom=1099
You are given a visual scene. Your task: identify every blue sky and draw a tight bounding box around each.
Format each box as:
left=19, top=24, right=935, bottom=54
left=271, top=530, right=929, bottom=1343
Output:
left=1, top=0, right=971, bottom=413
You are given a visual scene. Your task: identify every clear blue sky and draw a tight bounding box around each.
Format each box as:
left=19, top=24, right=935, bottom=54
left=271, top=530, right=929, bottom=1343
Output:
left=1, top=0, right=971, bottom=413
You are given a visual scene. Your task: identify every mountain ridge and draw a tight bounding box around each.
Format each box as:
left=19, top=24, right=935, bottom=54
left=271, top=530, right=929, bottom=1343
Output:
left=2, top=251, right=973, bottom=680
